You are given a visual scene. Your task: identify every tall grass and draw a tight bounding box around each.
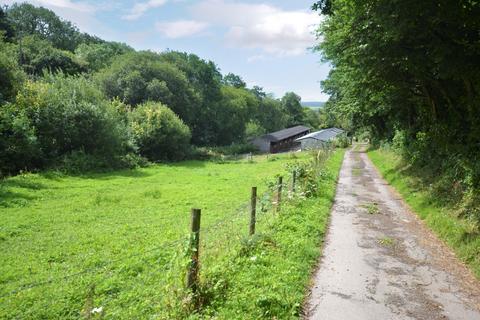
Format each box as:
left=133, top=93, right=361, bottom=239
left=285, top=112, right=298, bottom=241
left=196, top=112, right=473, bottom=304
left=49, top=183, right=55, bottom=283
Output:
left=368, top=149, right=480, bottom=279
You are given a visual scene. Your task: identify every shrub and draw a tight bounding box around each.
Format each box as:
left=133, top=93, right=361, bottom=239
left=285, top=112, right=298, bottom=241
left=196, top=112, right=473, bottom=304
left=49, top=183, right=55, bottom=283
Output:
left=333, top=133, right=351, bottom=148
left=0, top=103, right=39, bottom=176
left=11, top=75, right=132, bottom=168
left=130, top=102, right=191, bottom=161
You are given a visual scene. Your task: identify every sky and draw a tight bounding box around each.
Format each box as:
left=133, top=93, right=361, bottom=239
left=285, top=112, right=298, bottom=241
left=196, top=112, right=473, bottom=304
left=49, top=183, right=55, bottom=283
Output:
left=1, top=0, right=331, bottom=101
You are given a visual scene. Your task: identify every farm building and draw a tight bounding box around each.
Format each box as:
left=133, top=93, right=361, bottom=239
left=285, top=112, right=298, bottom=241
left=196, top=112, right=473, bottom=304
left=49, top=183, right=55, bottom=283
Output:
left=252, top=125, right=310, bottom=153
left=295, top=127, right=345, bottom=150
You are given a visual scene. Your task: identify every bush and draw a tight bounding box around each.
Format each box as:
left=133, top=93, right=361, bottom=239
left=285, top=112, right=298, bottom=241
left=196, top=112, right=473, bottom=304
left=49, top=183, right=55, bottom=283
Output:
left=0, top=103, right=39, bottom=176
left=9, top=75, right=132, bottom=169
left=333, top=133, right=351, bottom=148
left=130, top=102, right=191, bottom=161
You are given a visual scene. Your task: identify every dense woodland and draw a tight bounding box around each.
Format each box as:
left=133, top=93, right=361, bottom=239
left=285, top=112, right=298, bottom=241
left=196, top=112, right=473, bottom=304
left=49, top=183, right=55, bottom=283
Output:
left=0, top=3, right=325, bottom=176
left=314, top=0, right=480, bottom=223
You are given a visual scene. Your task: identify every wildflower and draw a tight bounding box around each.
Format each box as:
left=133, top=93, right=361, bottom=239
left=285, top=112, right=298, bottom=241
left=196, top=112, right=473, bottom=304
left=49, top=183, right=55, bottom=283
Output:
left=91, top=307, right=103, bottom=314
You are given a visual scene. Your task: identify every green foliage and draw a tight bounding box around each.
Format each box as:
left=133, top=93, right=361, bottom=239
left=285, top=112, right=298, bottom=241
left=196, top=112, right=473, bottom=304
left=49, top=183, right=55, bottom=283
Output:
left=75, top=41, right=133, bottom=72
left=18, top=35, right=86, bottom=75
left=303, top=107, right=320, bottom=129
left=333, top=133, right=351, bottom=148
left=281, top=92, right=304, bottom=126
left=0, top=1, right=309, bottom=176
left=253, top=97, right=288, bottom=133
left=0, top=7, right=14, bottom=40
left=369, top=149, right=480, bottom=278
left=194, top=143, right=257, bottom=161
left=130, top=102, right=191, bottom=161
left=5, top=3, right=91, bottom=51
left=0, top=103, right=38, bottom=176
left=245, top=121, right=266, bottom=140
left=0, top=152, right=307, bottom=318
left=195, top=150, right=345, bottom=318
left=215, top=86, right=256, bottom=145
left=6, top=75, right=131, bottom=170
left=316, top=0, right=480, bottom=195
left=157, top=51, right=223, bottom=145
left=222, top=72, right=246, bottom=88
left=0, top=36, right=24, bottom=103
left=97, top=51, right=197, bottom=124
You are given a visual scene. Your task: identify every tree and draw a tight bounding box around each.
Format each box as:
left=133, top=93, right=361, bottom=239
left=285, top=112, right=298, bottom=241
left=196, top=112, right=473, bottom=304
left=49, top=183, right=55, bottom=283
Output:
left=245, top=121, right=266, bottom=140
left=75, top=41, right=133, bottom=72
left=0, top=36, right=24, bottom=104
left=303, top=108, right=321, bottom=129
left=215, top=86, right=257, bottom=145
left=0, top=6, right=15, bottom=41
left=97, top=51, right=198, bottom=125
left=158, top=51, right=223, bottom=145
left=316, top=0, right=480, bottom=221
left=5, top=3, right=82, bottom=51
left=281, top=92, right=304, bottom=126
left=223, top=73, right=247, bottom=88
left=251, top=86, right=267, bottom=99
left=12, top=75, right=130, bottom=166
left=129, top=102, right=191, bottom=161
left=0, top=102, right=38, bottom=176
left=18, top=35, right=86, bottom=76
left=254, top=97, right=287, bottom=132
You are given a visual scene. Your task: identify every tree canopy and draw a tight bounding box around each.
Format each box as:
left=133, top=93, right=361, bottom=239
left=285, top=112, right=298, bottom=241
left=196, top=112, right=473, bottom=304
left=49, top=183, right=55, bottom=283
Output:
left=0, top=2, right=314, bottom=176
left=316, top=0, right=480, bottom=221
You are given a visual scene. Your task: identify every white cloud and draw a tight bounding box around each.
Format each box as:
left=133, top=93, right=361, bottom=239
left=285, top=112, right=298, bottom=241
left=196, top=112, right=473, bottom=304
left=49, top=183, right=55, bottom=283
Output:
left=155, top=20, right=209, bottom=38
left=33, top=0, right=95, bottom=12
left=1, top=0, right=95, bottom=12
left=122, top=0, right=168, bottom=21
left=191, top=0, right=321, bottom=56
left=247, top=54, right=266, bottom=63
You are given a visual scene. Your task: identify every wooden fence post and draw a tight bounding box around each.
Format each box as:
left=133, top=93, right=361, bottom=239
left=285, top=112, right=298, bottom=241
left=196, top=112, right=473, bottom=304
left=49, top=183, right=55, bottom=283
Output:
left=277, top=176, right=283, bottom=212
left=187, top=208, right=201, bottom=293
left=250, top=187, right=257, bottom=235
left=292, top=171, right=296, bottom=193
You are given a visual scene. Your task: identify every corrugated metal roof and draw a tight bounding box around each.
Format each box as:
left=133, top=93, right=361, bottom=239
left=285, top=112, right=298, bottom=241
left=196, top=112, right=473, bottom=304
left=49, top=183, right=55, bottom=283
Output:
left=295, top=127, right=344, bottom=142
left=261, top=125, right=310, bottom=142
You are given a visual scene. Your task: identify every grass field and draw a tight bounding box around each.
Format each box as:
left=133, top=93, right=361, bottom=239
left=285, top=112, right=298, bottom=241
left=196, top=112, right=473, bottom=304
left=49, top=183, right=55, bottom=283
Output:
left=198, top=149, right=345, bottom=319
left=0, top=151, right=328, bottom=319
left=368, top=149, right=480, bottom=279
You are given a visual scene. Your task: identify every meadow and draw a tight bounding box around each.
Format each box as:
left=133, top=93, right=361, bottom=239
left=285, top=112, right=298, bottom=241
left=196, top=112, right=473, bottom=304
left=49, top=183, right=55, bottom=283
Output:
left=0, top=151, right=335, bottom=319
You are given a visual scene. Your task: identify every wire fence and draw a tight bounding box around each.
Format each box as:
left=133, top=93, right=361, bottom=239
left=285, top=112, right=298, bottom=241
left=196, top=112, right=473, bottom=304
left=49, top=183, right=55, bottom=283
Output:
left=0, top=150, right=329, bottom=318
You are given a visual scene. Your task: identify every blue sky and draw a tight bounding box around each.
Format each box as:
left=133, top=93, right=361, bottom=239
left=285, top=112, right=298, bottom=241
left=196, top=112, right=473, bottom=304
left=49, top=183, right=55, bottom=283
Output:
left=2, top=0, right=331, bottom=101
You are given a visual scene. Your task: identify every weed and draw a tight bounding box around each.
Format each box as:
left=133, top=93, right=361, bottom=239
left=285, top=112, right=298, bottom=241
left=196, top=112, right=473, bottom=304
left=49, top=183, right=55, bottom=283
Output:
left=362, top=202, right=380, bottom=214
left=369, top=149, right=480, bottom=279
left=0, top=151, right=316, bottom=318
left=377, top=236, right=395, bottom=246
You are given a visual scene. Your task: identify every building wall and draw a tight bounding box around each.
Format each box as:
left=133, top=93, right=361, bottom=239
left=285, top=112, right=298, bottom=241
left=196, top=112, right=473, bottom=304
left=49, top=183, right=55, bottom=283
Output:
left=300, top=138, right=326, bottom=150
left=251, top=137, right=271, bottom=153
left=270, top=131, right=309, bottom=153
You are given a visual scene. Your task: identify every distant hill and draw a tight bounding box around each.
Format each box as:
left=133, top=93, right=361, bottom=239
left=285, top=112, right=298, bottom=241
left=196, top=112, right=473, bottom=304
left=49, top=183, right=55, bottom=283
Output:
left=301, top=101, right=326, bottom=109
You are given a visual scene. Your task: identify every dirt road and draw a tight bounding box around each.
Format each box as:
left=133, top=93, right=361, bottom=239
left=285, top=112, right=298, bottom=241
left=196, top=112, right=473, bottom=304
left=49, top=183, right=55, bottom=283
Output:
left=305, top=145, right=480, bottom=320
